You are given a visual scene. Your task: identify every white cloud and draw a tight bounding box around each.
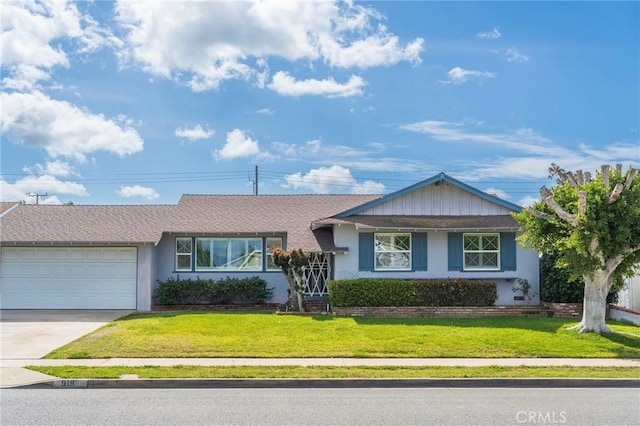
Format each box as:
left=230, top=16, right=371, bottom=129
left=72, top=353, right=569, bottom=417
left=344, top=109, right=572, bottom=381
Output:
left=271, top=139, right=428, bottom=173
left=477, top=27, right=502, bottom=39
left=439, top=67, right=495, bottom=85
left=256, top=108, right=275, bottom=115
left=402, top=119, right=640, bottom=182
left=518, top=196, right=539, bottom=207
left=117, top=185, right=160, bottom=200
left=506, top=48, right=530, bottom=63
left=23, top=160, right=79, bottom=177
left=175, top=124, right=215, bottom=141
left=483, top=187, right=509, bottom=200
left=0, top=180, right=29, bottom=203
left=1, top=175, right=89, bottom=203
left=40, top=195, right=63, bottom=205
left=1, top=91, right=144, bottom=162
left=115, top=1, right=423, bottom=92
left=284, top=165, right=385, bottom=194
left=213, top=129, right=262, bottom=160
left=2, top=0, right=120, bottom=90
left=268, top=72, right=366, bottom=98
left=400, top=120, right=562, bottom=156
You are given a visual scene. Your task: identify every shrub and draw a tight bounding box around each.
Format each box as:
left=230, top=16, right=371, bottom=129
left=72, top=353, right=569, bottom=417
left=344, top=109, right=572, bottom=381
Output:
left=329, top=278, right=497, bottom=307
left=154, top=276, right=272, bottom=305
left=540, top=253, right=623, bottom=304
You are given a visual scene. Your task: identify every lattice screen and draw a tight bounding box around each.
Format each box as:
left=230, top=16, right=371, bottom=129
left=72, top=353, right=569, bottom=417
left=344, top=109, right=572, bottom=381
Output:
left=304, top=252, right=331, bottom=296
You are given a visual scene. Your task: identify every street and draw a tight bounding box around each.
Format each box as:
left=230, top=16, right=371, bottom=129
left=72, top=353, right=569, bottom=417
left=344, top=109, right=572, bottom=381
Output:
left=1, top=387, right=638, bottom=426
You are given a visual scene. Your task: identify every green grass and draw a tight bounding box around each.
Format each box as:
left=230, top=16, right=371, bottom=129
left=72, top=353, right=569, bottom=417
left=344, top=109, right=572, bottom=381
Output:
left=27, top=365, right=640, bottom=379
left=45, top=312, right=640, bottom=359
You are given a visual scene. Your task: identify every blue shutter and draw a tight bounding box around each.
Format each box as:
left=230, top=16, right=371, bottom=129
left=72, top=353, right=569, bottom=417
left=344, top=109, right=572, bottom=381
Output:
left=412, top=233, right=428, bottom=271
left=358, top=233, right=374, bottom=271
left=448, top=232, right=463, bottom=271
left=500, top=232, right=517, bottom=271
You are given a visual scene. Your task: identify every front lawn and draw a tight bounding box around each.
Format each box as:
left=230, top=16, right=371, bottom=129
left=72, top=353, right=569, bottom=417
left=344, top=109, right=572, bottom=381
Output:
left=27, top=366, right=640, bottom=379
left=45, top=313, right=640, bottom=359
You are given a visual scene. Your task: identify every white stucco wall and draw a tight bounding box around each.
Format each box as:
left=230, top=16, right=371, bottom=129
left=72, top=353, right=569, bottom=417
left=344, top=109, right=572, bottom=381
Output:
left=333, top=225, right=540, bottom=305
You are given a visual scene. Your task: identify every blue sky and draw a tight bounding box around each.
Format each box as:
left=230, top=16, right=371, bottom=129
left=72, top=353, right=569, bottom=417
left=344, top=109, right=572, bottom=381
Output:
left=1, top=1, right=638, bottom=206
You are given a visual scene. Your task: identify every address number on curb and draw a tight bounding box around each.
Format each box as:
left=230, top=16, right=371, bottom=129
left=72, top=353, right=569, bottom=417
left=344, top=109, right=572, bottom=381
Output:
left=54, top=379, right=88, bottom=388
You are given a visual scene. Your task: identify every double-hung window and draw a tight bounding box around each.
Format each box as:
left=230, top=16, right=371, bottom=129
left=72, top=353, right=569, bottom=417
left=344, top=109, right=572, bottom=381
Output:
left=374, top=233, right=411, bottom=271
left=463, top=233, right=500, bottom=270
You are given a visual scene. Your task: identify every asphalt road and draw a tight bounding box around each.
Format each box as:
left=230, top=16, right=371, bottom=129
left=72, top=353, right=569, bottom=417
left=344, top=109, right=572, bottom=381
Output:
left=1, top=387, right=638, bottom=426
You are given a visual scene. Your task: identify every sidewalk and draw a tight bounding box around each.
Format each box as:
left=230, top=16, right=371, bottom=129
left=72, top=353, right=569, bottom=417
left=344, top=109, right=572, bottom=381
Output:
left=2, top=358, right=639, bottom=388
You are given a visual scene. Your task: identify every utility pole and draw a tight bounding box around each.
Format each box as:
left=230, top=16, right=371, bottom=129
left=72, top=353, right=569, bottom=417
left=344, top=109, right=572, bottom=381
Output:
left=28, top=193, right=48, bottom=205
left=249, top=166, right=259, bottom=195
left=254, top=165, right=258, bottom=195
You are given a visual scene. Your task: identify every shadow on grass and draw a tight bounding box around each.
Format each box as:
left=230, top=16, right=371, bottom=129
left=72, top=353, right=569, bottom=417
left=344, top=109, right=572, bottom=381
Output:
left=600, top=331, right=640, bottom=349
left=117, top=311, right=276, bottom=321
left=348, top=316, right=575, bottom=333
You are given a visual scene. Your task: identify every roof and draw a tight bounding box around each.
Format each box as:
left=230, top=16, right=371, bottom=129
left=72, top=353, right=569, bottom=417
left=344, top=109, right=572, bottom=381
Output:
left=0, top=202, right=19, bottom=216
left=0, top=175, right=523, bottom=251
left=0, top=194, right=380, bottom=251
left=313, top=215, right=520, bottom=231
left=335, top=172, right=522, bottom=217
left=0, top=204, right=177, bottom=245
left=171, top=194, right=380, bottom=251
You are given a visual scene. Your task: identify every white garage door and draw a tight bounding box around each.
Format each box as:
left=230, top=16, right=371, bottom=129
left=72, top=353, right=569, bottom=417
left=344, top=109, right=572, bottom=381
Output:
left=0, top=247, right=137, bottom=309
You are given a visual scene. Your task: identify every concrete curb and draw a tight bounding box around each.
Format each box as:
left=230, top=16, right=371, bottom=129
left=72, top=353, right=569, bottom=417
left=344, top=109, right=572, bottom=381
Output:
left=19, top=378, right=640, bottom=389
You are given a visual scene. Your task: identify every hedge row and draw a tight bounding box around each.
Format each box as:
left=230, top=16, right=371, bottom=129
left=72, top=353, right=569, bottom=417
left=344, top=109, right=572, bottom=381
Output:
left=328, top=278, right=497, bottom=307
left=154, top=276, right=272, bottom=305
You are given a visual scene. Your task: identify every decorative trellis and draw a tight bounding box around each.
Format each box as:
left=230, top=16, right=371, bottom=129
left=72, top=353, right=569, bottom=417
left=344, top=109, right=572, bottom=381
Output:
left=304, top=252, right=331, bottom=296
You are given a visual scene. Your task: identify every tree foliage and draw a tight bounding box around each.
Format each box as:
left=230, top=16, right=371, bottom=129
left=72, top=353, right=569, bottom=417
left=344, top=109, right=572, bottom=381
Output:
left=514, top=164, right=640, bottom=333
left=515, top=164, right=640, bottom=283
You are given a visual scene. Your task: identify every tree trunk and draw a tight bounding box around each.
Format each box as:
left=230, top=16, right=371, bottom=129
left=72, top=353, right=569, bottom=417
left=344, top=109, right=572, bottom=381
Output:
left=570, top=269, right=612, bottom=333
left=294, top=272, right=306, bottom=313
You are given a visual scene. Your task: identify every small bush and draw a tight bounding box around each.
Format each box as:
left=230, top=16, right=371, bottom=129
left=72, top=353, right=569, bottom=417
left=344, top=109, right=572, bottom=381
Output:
left=154, top=276, right=272, bottom=305
left=329, top=278, right=497, bottom=307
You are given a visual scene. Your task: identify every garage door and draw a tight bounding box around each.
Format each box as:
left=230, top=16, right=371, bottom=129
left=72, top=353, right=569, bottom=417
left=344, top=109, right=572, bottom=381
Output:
left=0, top=247, right=137, bottom=309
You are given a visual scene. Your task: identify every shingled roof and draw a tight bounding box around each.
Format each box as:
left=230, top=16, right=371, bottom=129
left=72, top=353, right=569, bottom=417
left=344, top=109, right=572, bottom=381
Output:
left=171, top=194, right=380, bottom=251
left=0, top=194, right=381, bottom=251
left=0, top=204, right=177, bottom=245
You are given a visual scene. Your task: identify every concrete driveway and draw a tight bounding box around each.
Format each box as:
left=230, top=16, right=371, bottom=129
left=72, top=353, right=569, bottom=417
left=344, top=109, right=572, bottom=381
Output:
left=1, top=310, right=131, bottom=361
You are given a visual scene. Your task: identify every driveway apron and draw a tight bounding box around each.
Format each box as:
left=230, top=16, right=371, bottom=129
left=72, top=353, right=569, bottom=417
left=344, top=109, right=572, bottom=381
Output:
left=1, top=310, right=131, bottom=360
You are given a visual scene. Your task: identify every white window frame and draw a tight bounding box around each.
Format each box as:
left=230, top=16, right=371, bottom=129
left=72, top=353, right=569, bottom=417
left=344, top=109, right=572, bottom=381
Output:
left=175, top=237, right=192, bottom=271
left=374, top=233, right=412, bottom=271
left=463, top=233, right=500, bottom=271
left=265, top=237, right=283, bottom=271
left=195, top=237, right=263, bottom=271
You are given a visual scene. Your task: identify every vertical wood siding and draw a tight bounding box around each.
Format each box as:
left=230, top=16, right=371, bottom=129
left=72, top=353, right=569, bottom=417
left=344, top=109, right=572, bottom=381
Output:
left=360, top=182, right=512, bottom=216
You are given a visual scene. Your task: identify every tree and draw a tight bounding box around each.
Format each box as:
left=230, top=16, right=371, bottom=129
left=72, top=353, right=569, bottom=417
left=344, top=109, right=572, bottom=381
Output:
left=271, top=247, right=309, bottom=312
left=514, top=164, right=640, bottom=333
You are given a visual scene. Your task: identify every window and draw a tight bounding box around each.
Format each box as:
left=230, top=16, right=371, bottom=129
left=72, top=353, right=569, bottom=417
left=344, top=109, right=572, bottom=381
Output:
left=265, top=237, right=283, bottom=271
left=463, top=233, right=500, bottom=270
left=195, top=238, right=263, bottom=271
left=374, top=233, right=411, bottom=271
left=175, top=238, right=192, bottom=271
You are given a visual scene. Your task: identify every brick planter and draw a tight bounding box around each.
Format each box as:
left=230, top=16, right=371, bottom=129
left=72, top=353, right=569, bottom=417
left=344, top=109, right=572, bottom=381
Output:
left=541, top=302, right=583, bottom=318
left=332, top=303, right=584, bottom=318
